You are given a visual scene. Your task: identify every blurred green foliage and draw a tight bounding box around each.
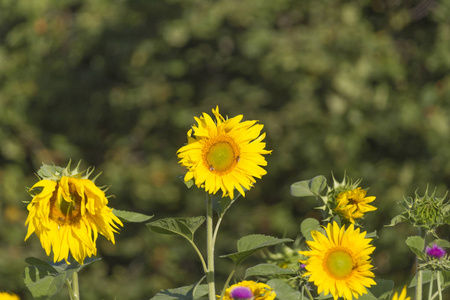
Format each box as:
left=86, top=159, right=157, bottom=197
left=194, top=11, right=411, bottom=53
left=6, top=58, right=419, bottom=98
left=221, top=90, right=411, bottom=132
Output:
left=1, top=0, right=450, bottom=298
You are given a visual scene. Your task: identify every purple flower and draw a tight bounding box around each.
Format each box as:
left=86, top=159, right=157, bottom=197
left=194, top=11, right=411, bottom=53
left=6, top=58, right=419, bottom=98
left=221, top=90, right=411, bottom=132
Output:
left=230, top=286, right=253, bottom=300
left=426, top=244, right=446, bottom=259
left=300, top=264, right=306, bottom=269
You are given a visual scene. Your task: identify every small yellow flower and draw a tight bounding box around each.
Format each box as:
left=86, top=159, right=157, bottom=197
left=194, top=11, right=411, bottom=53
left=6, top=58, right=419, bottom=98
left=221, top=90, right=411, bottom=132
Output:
left=392, top=286, right=410, bottom=300
left=177, top=106, right=271, bottom=199
left=300, top=222, right=376, bottom=300
left=220, top=280, right=275, bottom=300
left=25, top=165, right=123, bottom=264
left=335, top=187, right=376, bottom=223
left=0, top=292, right=20, bottom=300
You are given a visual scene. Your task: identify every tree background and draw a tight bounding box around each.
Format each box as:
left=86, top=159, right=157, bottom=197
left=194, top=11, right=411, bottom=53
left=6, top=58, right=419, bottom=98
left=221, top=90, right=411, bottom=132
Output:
left=1, top=0, right=450, bottom=298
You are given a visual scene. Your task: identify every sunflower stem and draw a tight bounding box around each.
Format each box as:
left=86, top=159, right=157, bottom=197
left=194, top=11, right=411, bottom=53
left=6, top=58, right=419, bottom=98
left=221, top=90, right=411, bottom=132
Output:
left=72, top=272, right=80, bottom=300
left=304, top=285, right=314, bottom=300
left=416, top=228, right=424, bottom=300
left=206, top=194, right=216, bottom=300
left=66, top=279, right=75, bottom=300
left=436, top=271, right=442, bottom=300
left=428, top=272, right=434, bottom=300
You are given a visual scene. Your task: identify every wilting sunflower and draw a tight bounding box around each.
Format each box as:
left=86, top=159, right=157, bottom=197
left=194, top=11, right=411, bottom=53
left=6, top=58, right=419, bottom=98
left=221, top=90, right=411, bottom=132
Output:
left=334, top=187, right=376, bottom=223
left=221, top=280, right=276, bottom=300
left=300, top=222, right=376, bottom=300
left=177, top=106, right=271, bottom=199
left=392, top=286, right=410, bottom=300
left=0, top=292, right=20, bottom=300
left=25, top=163, right=123, bottom=264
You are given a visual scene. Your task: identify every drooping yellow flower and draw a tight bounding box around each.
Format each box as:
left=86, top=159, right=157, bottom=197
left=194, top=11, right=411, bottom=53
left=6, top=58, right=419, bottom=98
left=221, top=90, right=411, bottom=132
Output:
left=392, top=286, right=410, bottom=300
left=177, top=106, right=271, bottom=199
left=0, top=292, right=20, bottom=300
left=300, top=222, right=376, bottom=300
left=335, top=187, right=376, bottom=223
left=25, top=165, right=123, bottom=264
left=220, top=280, right=276, bottom=300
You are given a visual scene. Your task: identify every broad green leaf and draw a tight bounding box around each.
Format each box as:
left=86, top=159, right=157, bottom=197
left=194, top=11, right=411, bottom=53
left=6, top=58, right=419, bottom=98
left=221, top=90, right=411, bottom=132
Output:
left=300, top=218, right=321, bottom=241
left=220, top=235, right=292, bottom=265
left=266, top=279, right=301, bottom=300
left=369, top=279, right=394, bottom=299
left=113, top=209, right=154, bottom=223
left=24, top=257, right=100, bottom=299
left=147, top=217, right=206, bottom=241
left=429, top=239, right=450, bottom=248
left=356, top=291, right=377, bottom=300
left=290, top=175, right=326, bottom=197
left=244, top=263, right=296, bottom=278
left=406, top=236, right=426, bottom=259
left=150, top=284, right=208, bottom=300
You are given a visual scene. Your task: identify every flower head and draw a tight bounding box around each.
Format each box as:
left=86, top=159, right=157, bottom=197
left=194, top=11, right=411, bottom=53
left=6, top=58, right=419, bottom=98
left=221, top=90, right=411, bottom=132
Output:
left=221, top=281, right=275, bottom=300
left=0, top=292, right=20, bottom=300
left=392, top=286, right=410, bottom=300
left=24, top=163, right=123, bottom=264
left=426, top=244, right=446, bottom=259
left=335, top=187, right=377, bottom=224
left=177, top=106, right=271, bottom=199
left=300, top=222, right=376, bottom=300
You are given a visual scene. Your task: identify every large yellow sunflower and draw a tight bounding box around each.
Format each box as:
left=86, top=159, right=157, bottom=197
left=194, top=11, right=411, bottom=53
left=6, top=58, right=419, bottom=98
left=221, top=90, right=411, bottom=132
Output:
left=25, top=167, right=123, bottom=264
left=300, top=222, right=376, bottom=300
left=220, top=280, right=275, bottom=300
left=392, top=286, right=410, bottom=300
left=177, top=106, right=271, bottom=199
left=334, top=187, right=376, bottom=223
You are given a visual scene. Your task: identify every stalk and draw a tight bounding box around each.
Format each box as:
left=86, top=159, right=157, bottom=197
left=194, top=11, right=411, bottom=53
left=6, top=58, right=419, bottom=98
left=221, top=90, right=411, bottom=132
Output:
left=206, top=194, right=216, bottom=300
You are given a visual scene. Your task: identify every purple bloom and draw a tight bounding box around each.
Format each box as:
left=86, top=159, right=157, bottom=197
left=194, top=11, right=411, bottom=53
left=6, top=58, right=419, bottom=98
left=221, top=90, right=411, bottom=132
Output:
left=426, top=244, right=446, bottom=259
left=300, top=264, right=306, bottom=269
left=230, top=286, right=253, bottom=300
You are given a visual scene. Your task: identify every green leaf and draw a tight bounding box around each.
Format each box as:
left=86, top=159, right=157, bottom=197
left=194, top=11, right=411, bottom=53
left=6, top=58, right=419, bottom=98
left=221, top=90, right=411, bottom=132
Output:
left=300, top=218, right=321, bottom=241
left=24, top=257, right=100, bottom=299
left=365, top=230, right=378, bottom=239
left=356, top=292, right=377, bottom=300
left=178, top=175, right=194, bottom=189
left=220, top=235, right=292, bottom=265
left=150, top=284, right=208, bottom=300
left=266, top=279, right=301, bottom=300
left=429, top=239, right=450, bottom=248
left=290, top=175, right=327, bottom=197
left=147, top=217, right=206, bottom=241
left=113, top=209, right=154, bottom=223
left=212, top=190, right=243, bottom=217
left=406, top=236, right=426, bottom=259
left=244, top=263, right=296, bottom=278
left=369, top=279, right=394, bottom=299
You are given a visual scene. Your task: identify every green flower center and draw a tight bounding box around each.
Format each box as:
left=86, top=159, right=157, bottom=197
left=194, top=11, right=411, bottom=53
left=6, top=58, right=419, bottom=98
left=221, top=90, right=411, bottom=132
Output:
left=203, top=135, right=240, bottom=174
left=324, top=248, right=354, bottom=279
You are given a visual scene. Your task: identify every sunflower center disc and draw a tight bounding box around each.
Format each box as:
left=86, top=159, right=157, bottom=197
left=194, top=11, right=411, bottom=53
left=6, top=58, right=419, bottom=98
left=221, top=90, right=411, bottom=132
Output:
left=49, top=184, right=82, bottom=225
left=205, top=138, right=238, bottom=173
left=325, top=249, right=354, bottom=279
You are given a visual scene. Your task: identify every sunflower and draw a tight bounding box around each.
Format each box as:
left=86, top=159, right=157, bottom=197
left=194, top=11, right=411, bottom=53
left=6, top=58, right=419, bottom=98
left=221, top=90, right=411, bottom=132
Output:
left=334, top=187, right=376, bottom=223
left=25, top=164, right=123, bottom=264
left=221, top=280, right=276, bottom=300
left=177, top=106, right=271, bottom=199
left=300, top=222, right=376, bottom=300
left=0, top=292, right=20, bottom=300
left=392, top=286, right=410, bottom=300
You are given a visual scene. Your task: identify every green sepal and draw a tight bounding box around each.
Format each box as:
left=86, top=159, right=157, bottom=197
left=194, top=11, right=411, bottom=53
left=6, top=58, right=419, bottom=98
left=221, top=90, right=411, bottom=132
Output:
left=244, top=263, right=296, bottom=278
left=290, top=175, right=327, bottom=197
left=113, top=209, right=153, bottom=223
left=220, top=235, right=293, bottom=265
left=24, top=257, right=100, bottom=300
left=178, top=175, right=194, bottom=189
left=146, top=217, right=205, bottom=241
left=386, top=214, right=408, bottom=227
left=406, top=236, right=426, bottom=259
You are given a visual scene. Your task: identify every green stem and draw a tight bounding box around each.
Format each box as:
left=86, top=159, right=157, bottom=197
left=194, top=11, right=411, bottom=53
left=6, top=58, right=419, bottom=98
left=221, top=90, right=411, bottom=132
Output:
left=428, top=272, right=434, bottom=300
left=206, top=194, right=216, bottom=300
left=304, top=285, right=314, bottom=300
left=186, top=238, right=208, bottom=274
left=72, top=272, right=80, bottom=300
left=66, top=279, right=75, bottom=300
left=416, top=228, right=425, bottom=300
left=436, top=271, right=442, bottom=300
left=219, top=267, right=236, bottom=300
